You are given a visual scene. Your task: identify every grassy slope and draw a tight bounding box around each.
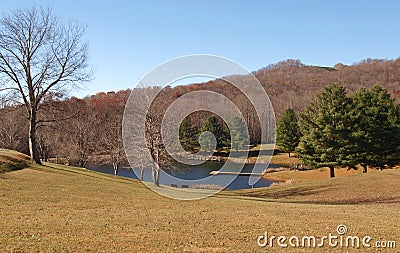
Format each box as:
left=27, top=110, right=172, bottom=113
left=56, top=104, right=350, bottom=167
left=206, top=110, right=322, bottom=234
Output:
left=240, top=168, right=400, bottom=204
left=0, top=151, right=399, bottom=252
left=0, top=149, right=31, bottom=173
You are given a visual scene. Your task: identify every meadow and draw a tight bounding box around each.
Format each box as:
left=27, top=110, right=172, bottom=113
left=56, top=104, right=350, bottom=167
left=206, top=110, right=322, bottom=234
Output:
left=0, top=149, right=399, bottom=252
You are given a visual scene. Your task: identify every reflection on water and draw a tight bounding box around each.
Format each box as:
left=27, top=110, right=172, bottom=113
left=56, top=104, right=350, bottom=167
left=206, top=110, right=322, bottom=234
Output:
left=86, top=162, right=276, bottom=190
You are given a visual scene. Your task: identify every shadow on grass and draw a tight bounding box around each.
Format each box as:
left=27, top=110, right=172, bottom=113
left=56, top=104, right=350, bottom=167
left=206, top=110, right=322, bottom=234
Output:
left=239, top=185, right=335, bottom=199
left=39, top=163, right=141, bottom=186
left=213, top=192, right=400, bottom=205
left=0, top=155, right=30, bottom=174
left=214, top=184, right=400, bottom=205
left=213, top=185, right=333, bottom=203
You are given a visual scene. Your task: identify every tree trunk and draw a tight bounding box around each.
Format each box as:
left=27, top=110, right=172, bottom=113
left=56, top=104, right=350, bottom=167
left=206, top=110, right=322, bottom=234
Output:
left=140, top=165, right=144, bottom=181
left=152, top=163, right=160, bottom=187
left=152, top=165, right=156, bottom=185
left=288, top=152, right=291, bottom=158
left=362, top=165, right=367, bottom=173
left=113, top=162, right=118, bottom=176
left=28, top=110, right=41, bottom=164
left=156, top=170, right=160, bottom=186
left=78, top=153, right=87, bottom=168
left=329, top=166, right=335, bottom=178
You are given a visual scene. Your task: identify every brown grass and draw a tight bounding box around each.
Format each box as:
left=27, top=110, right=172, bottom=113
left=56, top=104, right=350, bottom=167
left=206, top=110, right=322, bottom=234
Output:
left=241, top=168, right=400, bottom=205
left=190, top=184, right=224, bottom=190
left=269, top=178, right=297, bottom=187
left=0, top=150, right=399, bottom=252
left=270, top=152, right=301, bottom=167
left=265, top=167, right=364, bottom=183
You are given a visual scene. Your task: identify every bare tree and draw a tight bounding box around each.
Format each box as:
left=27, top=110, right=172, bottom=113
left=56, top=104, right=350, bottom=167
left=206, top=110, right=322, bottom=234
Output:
left=64, top=99, right=97, bottom=167
left=102, top=122, right=125, bottom=176
left=137, top=151, right=152, bottom=181
left=97, top=96, right=125, bottom=175
left=0, top=107, right=27, bottom=151
left=124, top=87, right=174, bottom=186
left=36, top=132, right=51, bottom=162
left=0, top=6, right=91, bottom=164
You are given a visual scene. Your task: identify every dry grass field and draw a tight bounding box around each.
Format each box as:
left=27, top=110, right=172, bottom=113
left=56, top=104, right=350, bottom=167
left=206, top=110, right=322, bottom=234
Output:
left=0, top=150, right=399, bottom=252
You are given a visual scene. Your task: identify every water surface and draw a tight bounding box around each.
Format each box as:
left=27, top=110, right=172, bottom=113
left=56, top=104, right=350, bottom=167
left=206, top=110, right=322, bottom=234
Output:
left=86, top=162, right=276, bottom=190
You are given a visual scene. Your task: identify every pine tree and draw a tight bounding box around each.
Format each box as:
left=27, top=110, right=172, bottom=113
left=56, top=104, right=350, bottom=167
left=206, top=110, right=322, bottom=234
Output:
left=350, top=86, right=400, bottom=172
left=228, top=117, right=249, bottom=151
left=179, top=117, right=198, bottom=151
left=389, top=104, right=400, bottom=166
left=198, top=116, right=225, bottom=151
left=276, top=108, right=300, bottom=157
left=296, top=83, right=354, bottom=178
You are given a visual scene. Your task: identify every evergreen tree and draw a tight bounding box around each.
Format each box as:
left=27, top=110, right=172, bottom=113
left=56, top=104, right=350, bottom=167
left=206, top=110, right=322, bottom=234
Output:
left=350, top=86, right=400, bottom=172
left=199, top=116, right=226, bottom=150
left=228, top=117, right=249, bottom=151
left=198, top=131, right=216, bottom=151
left=179, top=117, right=198, bottom=151
left=389, top=104, right=400, bottom=166
left=296, top=83, right=354, bottom=178
left=276, top=108, right=300, bottom=157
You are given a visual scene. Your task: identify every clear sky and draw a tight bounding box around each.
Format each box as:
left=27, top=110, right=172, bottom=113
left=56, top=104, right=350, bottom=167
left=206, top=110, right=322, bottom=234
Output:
left=2, top=0, right=400, bottom=97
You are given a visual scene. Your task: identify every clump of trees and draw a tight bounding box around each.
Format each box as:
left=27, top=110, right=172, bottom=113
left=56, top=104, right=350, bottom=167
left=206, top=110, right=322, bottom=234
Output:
left=177, top=115, right=250, bottom=153
left=277, top=83, right=400, bottom=178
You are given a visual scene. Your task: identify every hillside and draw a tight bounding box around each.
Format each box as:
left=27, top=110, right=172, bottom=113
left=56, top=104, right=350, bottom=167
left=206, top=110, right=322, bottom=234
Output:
left=0, top=150, right=399, bottom=252
left=0, top=149, right=31, bottom=173
left=2, top=57, right=400, bottom=160
left=180, top=58, right=400, bottom=117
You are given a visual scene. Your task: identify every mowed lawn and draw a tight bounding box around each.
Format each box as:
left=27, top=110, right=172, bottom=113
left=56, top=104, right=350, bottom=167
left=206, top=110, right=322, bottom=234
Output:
left=0, top=151, right=399, bottom=252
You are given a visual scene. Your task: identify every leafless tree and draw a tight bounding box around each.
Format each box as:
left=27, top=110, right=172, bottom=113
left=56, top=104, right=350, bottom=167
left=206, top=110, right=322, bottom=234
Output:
left=58, top=98, right=97, bottom=167
left=0, top=6, right=91, bottom=164
left=36, top=132, right=51, bottom=162
left=124, top=87, right=174, bottom=186
left=98, top=101, right=125, bottom=176
left=102, top=123, right=125, bottom=176
left=0, top=107, right=27, bottom=151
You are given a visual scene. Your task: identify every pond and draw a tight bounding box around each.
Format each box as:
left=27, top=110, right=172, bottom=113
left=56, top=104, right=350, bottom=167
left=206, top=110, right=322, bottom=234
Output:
left=86, top=161, right=277, bottom=190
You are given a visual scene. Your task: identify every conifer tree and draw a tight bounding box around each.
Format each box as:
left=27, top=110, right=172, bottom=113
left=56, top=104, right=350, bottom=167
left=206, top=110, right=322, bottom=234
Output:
left=198, top=116, right=226, bottom=151
left=228, top=117, right=249, bottom=151
left=179, top=117, right=198, bottom=151
left=350, top=86, right=400, bottom=172
left=276, top=108, right=300, bottom=157
left=296, top=83, right=354, bottom=178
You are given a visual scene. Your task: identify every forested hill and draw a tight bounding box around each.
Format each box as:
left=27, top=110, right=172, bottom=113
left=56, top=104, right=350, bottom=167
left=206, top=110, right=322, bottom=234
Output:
left=174, top=58, right=400, bottom=116
left=1, top=57, right=400, bottom=161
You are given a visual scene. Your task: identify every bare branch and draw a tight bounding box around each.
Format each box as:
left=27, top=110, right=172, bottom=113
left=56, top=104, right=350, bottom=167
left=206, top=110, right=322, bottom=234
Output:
left=0, top=6, right=92, bottom=163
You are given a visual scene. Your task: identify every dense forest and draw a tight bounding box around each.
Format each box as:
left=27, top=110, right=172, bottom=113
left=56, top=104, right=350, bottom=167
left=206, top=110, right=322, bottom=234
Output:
left=1, top=58, right=400, bottom=169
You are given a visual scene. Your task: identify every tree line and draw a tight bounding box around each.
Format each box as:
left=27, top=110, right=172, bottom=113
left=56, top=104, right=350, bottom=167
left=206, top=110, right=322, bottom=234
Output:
left=180, top=115, right=248, bottom=152
left=276, top=84, right=400, bottom=177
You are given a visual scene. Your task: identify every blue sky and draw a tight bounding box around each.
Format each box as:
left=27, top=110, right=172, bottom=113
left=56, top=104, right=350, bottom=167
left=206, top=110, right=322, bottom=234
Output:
left=2, top=0, right=400, bottom=97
